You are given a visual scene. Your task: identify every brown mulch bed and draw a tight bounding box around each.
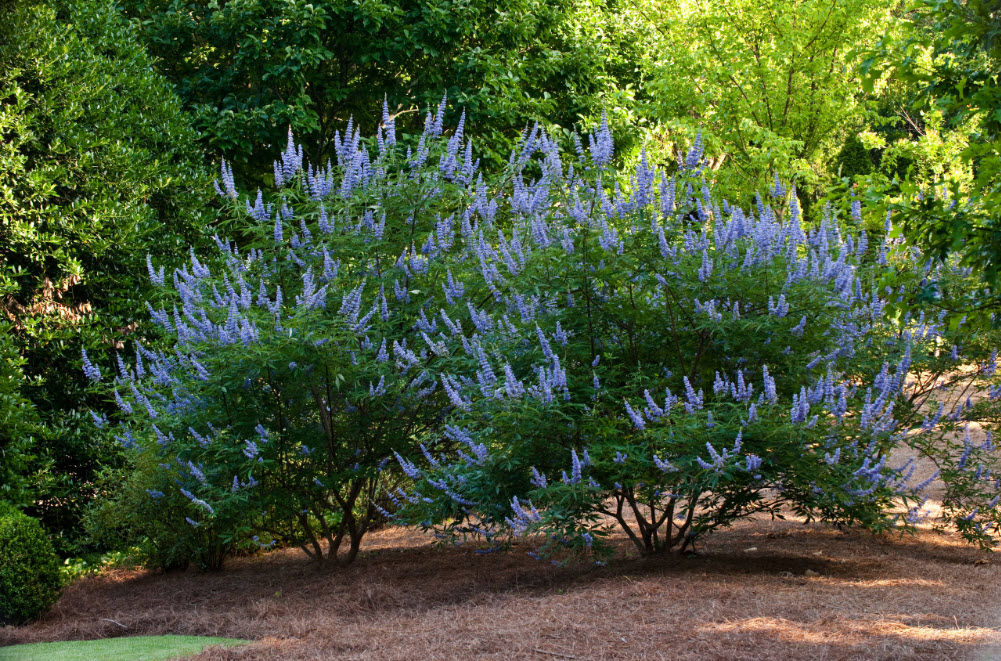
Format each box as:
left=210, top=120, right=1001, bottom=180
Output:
left=3, top=517, right=1001, bottom=660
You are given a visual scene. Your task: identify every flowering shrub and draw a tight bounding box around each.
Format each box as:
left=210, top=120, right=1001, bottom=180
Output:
left=91, top=101, right=1001, bottom=568
left=92, top=100, right=484, bottom=565
left=860, top=249, right=1001, bottom=549
left=383, top=119, right=1001, bottom=559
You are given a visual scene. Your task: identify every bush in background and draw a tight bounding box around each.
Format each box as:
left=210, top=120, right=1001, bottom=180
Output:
left=84, top=449, right=229, bottom=571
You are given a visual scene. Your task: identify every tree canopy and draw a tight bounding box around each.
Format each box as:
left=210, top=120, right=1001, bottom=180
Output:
left=121, top=0, right=647, bottom=184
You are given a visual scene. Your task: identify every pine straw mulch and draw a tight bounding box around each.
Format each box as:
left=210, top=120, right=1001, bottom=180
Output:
left=3, top=516, right=1001, bottom=661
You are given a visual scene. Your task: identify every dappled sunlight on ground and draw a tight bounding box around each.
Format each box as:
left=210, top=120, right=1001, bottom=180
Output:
left=706, top=616, right=998, bottom=650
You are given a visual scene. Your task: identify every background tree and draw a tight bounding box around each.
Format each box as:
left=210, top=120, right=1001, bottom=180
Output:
left=636, top=0, right=898, bottom=206
left=0, top=325, right=47, bottom=509
left=0, top=0, right=214, bottom=553
left=863, top=0, right=1001, bottom=299
left=121, top=0, right=646, bottom=187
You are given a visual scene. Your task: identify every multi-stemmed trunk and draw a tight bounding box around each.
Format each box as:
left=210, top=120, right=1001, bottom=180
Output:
left=603, top=489, right=700, bottom=557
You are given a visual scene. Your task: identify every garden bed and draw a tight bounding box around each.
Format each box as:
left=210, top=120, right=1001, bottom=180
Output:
left=3, top=515, right=999, bottom=660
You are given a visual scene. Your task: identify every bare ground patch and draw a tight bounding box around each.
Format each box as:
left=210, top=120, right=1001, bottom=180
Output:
left=3, top=516, right=1000, bottom=660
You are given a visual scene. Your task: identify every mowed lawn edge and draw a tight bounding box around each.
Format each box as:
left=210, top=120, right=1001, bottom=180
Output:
left=0, top=635, right=248, bottom=661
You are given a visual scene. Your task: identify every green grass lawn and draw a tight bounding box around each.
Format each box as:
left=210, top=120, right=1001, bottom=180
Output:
left=0, top=635, right=248, bottom=660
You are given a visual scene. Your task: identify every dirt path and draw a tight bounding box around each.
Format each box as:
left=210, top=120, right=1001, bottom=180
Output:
left=3, top=516, right=1000, bottom=660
